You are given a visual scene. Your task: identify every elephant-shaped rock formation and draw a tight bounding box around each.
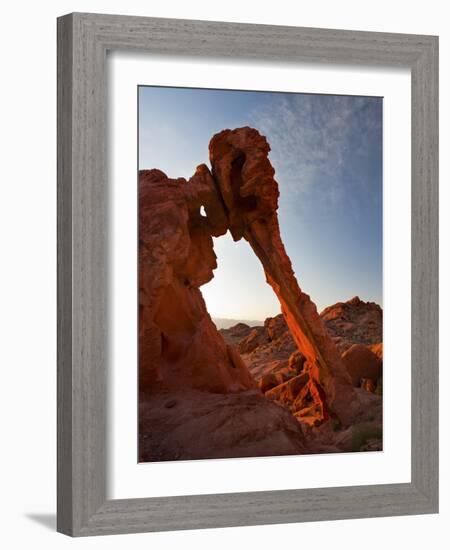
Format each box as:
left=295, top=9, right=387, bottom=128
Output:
left=139, top=127, right=359, bottom=459
left=209, top=127, right=358, bottom=425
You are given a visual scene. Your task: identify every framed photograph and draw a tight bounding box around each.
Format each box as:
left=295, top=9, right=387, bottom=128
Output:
left=57, top=12, right=438, bottom=536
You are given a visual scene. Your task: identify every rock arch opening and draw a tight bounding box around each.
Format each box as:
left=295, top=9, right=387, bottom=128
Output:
left=201, top=232, right=280, bottom=326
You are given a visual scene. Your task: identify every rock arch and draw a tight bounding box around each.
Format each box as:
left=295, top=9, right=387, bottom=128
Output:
left=139, top=127, right=357, bottom=426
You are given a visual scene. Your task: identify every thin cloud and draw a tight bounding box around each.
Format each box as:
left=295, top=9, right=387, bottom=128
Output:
left=250, top=94, right=382, bottom=212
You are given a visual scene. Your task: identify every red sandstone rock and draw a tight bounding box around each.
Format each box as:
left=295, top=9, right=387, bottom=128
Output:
left=265, top=315, right=288, bottom=341
left=139, top=127, right=382, bottom=459
left=321, top=297, right=383, bottom=353
left=139, top=389, right=307, bottom=461
left=265, top=373, right=309, bottom=406
left=264, top=371, right=328, bottom=427
left=341, top=343, right=383, bottom=387
left=209, top=127, right=357, bottom=425
left=138, top=163, right=307, bottom=460
left=226, top=322, right=252, bottom=338
left=370, top=342, right=383, bottom=360
left=259, top=373, right=283, bottom=394
left=288, top=350, right=306, bottom=374
left=139, top=168, right=254, bottom=394
left=221, top=314, right=296, bottom=380
left=221, top=297, right=383, bottom=382
left=221, top=300, right=383, bottom=403
left=237, top=326, right=266, bottom=354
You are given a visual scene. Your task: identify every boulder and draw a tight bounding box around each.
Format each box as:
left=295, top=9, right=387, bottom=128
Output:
left=341, top=344, right=382, bottom=387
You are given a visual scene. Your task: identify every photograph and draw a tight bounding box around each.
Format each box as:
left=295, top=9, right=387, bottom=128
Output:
left=138, top=86, right=383, bottom=462
left=1, top=1, right=442, bottom=543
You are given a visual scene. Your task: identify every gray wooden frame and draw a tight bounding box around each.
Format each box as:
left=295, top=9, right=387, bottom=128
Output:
left=57, top=12, right=439, bottom=537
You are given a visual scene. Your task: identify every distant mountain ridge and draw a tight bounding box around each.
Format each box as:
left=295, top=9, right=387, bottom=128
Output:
left=212, top=317, right=264, bottom=330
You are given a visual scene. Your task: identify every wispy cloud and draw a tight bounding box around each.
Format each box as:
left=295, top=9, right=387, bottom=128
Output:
left=250, top=94, right=382, bottom=212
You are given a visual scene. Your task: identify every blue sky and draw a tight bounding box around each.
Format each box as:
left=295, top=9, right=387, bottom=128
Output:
left=139, top=86, right=382, bottom=320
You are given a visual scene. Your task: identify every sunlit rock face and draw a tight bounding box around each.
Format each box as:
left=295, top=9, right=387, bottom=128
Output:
left=219, top=297, right=383, bottom=396
left=209, top=127, right=358, bottom=426
left=139, top=127, right=363, bottom=464
left=139, top=168, right=255, bottom=395
left=138, top=164, right=310, bottom=461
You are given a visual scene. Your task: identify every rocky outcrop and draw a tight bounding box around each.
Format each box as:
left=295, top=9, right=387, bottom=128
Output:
left=370, top=342, right=383, bottom=360
left=341, top=344, right=382, bottom=388
left=259, top=372, right=284, bottom=394
left=237, top=326, right=266, bottom=354
left=139, top=160, right=308, bottom=461
left=220, top=298, right=384, bottom=427
left=320, top=296, right=382, bottom=353
left=139, top=167, right=254, bottom=395
left=139, top=389, right=307, bottom=461
left=221, top=314, right=294, bottom=380
left=139, top=127, right=381, bottom=460
left=209, top=128, right=357, bottom=426
left=220, top=298, right=383, bottom=388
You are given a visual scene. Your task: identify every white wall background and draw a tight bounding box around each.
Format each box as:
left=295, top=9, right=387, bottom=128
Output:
left=0, top=1, right=447, bottom=548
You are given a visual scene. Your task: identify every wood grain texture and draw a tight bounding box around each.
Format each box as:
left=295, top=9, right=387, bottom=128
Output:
left=57, top=12, right=439, bottom=536
left=57, top=13, right=74, bottom=535
left=410, top=37, right=439, bottom=505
